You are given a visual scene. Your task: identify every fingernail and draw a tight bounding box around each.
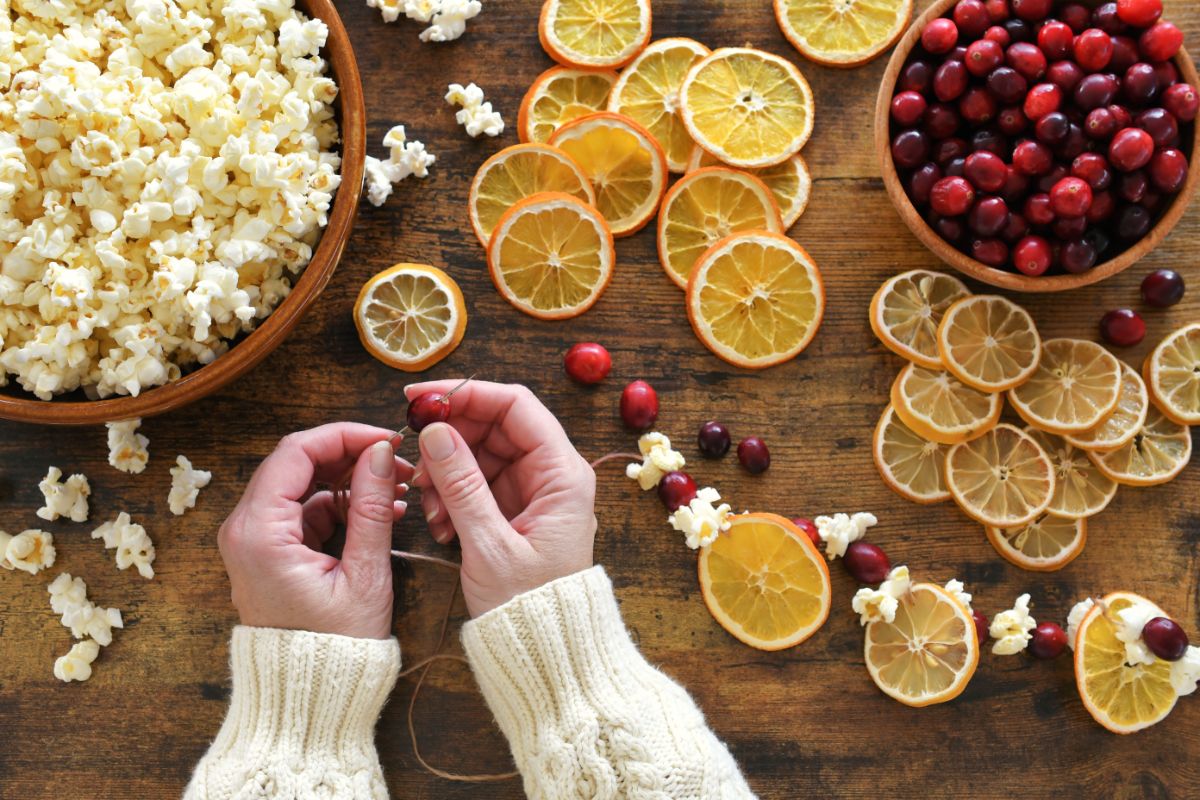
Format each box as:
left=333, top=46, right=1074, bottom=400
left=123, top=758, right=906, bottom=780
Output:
left=398, top=483, right=409, bottom=495
left=411, top=466, right=425, bottom=484
left=424, top=495, right=440, bottom=522
left=433, top=527, right=452, bottom=545
left=370, top=441, right=394, bottom=478
left=421, top=423, right=456, bottom=461
left=395, top=501, right=408, bottom=515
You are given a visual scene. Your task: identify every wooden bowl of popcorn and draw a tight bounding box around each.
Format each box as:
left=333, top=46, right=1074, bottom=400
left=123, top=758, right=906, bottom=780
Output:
left=0, top=0, right=365, bottom=425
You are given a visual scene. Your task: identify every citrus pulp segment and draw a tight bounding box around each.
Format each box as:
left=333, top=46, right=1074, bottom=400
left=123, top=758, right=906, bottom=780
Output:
left=773, top=0, right=913, bottom=68
left=353, top=264, right=467, bottom=372
left=1064, top=363, right=1149, bottom=453
left=1022, top=427, right=1118, bottom=520
left=518, top=67, right=619, bottom=144
left=889, top=362, right=1003, bottom=445
left=985, top=514, right=1086, bottom=572
left=944, top=423, right=1055, bottom=528
left=873, top=404, right=951, bottom=504
left=1087, top=408, right=1192, bottom=487
left=687, top=147, right=813, bottom=228
left=1009, top=339, right=1123, bottom=435
left=1144, top=322, right=1200, bottom=425
left=870, top=270, right=972, bottom=369
left=935, top=294, right=1042, bottom=392
left=538, top=0, right=652, bottom=69
left=469, top=143, right=596, bottom=247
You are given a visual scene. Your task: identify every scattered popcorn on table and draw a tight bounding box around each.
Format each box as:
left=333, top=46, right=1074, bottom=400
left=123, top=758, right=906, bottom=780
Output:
left=37, top=467, right=90, bottom=523
left=625, top=432, right=686, bottom=490
left=54, top=640, right=101, bottom=683
left=0, top=529, right=56, bottom=574
left=92, top=513, right=156, bottom=580
left=990, top=593, right=1036, bottom=655
left=1065, top=598, right=1095, bottom=651
left=47, top=573, right=123, bottom=647
left=1114, top=600, right=1161, bottom=667
left=943, top=579, right=973, bottom=612
left=169, top=455, right=212, bottom=516
left=446, top=83, right=505, bottom=137
left=1170, top=647, right=1200, bottom=697
left=106, top=419, right=150, bottom=474
left=851, top=565, right=910, bottom=626
left=363, top=126, right=436, bottom=207
left=669, top=487, right=732, bottom=550
left=368, top=0, right=482, bottom=41
left=814, top=512, right=877, bottom=560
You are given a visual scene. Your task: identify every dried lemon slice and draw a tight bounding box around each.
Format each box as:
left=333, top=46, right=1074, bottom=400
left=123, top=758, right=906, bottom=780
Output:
left=944, top=423, right=1055, bottom=528
left=890, top=362, right=1002, bottom=446
left=1144, top=322, right=1200, bottom=425
left=873, top=405, right=951, bottom=504
left=518, top=67, right=618, bottom=144
left=936, top=295, right=1041, bottom=393
left=774, top=0, right=913, bottom=68
left=1087, top=408, right=1192, bottom=487
left=468, top=143, right=595, bottom=247
left=871, top=270, right=972, bottom=369
left=687, top=147, right=812, bottom=228
left=1065, top=363, right=1149, bottom=453
left=1010, top=339, right=1123, bottom=435
left=985, top=515, right=1087, bottom=572
left=1022, top=427, right=1117, bottom=520
left=538, top=0, right=652, bottom=70
left=353, top=264, right=466, bottom=372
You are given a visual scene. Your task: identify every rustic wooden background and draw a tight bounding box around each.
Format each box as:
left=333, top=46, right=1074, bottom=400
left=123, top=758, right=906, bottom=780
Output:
left=3, top=1, right=1200, bottom=797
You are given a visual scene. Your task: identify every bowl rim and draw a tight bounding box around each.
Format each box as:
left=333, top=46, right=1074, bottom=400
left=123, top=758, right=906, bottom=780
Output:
left=875, top=0, right=1200, bottom=293
left=0, top=0, right=365, bottom=425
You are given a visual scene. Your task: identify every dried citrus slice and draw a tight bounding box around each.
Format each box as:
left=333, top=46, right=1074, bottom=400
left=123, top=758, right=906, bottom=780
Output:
left=1144, top=322, right=1200, bottom=425
left=608, top=38, right=710, bottom=172
left=873, top=404, right=951, bottom=504
left=468, top=143, right=595, bottom=247
left=518, top=67, right=618, bottom=144
left=1087, top=408, right=1192, bottom=487
left=486, top=192, right=614, bottom=320
left=698, top=513, right=831, bottom=651
left=686, top=231, right=823, bottom=369
left=1022, top=427, right=1118, bottom=520
left=864, top=582, right=979, bottom=707
left=944, top=423, right=1055, bottom=528
left=1010, top=339, right=1123, bottom=435
left=871, top=270, right=972, bottom=369
left=538, top=0, right=652, bottom=70
left=687, top=147, right=812, bottom=228
left=936, top=295, right=1041, bottom=392
left=985, top=514, right=1087, bottom=572
left=1065, top=363, right=1149, bottom=453
left=657, top=167, right=783, bottom=289
left=889, top=363, right=1002, bottom=446
left=774, top=0, right=913, bottom=68
left=549, top=112, right=668, bottom=237
left=1075, top=592, right=1179, bottom=733
left=353, top=264, right=466, bottom=372
left=680, top=47, right=815, bottom=169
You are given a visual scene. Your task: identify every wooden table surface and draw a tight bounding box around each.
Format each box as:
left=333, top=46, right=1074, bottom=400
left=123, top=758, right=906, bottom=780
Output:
left=3, top=1, right=1200, bottom=797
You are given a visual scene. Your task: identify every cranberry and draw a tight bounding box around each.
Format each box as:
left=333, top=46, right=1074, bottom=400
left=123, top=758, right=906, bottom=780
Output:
left=1119, top=169, right=1149, bottom=202
left=1142, top=617, right=1190, bottom=661
left=988, top=66, right=1029, bottom=104
left=1072, top=153, right=1113, bottom=190
left=1109, top=36, right=1141, bottom=74
left=407, top=392, right=451, bottom=432
left=1074, top=74, right=1119, bottom=110
left=1034, top=111, right=1070, bottom=144
left=892, top=130, right=931, bottom=169
left=1050, top=177, right=1093, bottom=218
left=935, top=60, right=970, bottom=102
left=891, top=91, right=927, bottom=126
left=620, top=380, right=658, bottom=430
left=985, top=0, right=1009, bottom=22
left=1123, top=63, right=1159, bottom=107
left=935, top=137, right=969, bottom=165
left=1163, top=83, right=1199, bottom=122
left=900, top=60, right=934, bottom=93
left=1141, top=268, right=1185, bottom=307
left=922, top=18, right=959, bottom=54
left=1061, top=238, right=1099, bottom=273
left=1036, top=164, right=1069, bottom=193
left=948, top=45, right=970, bottom=62
left=1013, top=140, right=1053, bottom=175
left=1117, top=0, right=1162, bottom=27
left=843, top=541, right=892, bottom=584
left=930, top=176, right=976, bottom=216
left=1108, top=103, right=1134, bottom=129
left=965, top=39, right=1005, bottom=76
left=1010, top=0, right=1050, bottom=22
left=1085, top=107, right=1118, bottom=139
left=737, top=436, right=770, bottom=474
left=1116, top=204, right=1153, bottom=239
left=1001, top=168, right=1031, bottom=203
left=960, top=87, right=999, bottom=123
left=924, top=104, right=962, bottom=139
left=1002, top=211, right=1029, bottom=241
left=954, top=0, right=991, bottom=37
left=1014, top=235, right=1052, bottom=275
left=1029, top=622, right=1069, bottom=659
left=1004, top=18, right=1033, bottom=43
left=1054, top=124, right=1088, bottom=161
left=1047, top=60, right=1085, bottom=93
left=1053, top=215, right=1088, bottom=240
left=985, top=25, right=1011, bottom=46
left=1037, top=21, right=1073, bottom=61
left=972, top=237, right=1010, bottom=265
left=1137, top=107, right=1179, bottom=147
left=946, top=158, right=967, bottom=178
left=972, top=610, right=990, bottom=643
left=1024, top=192, right=1055, bottom=224
left=969, top=196, right=1010, bottom=236
left=657, top=471, right=697, bottom=511
left=1007, top=42, right=1047, bottom=81
left=1084, top=227, right=1112, bottom=259
left=932, top=213, right=967, bottom=242
left=563, top=342, right=612, bottom=384
left=1149, top=148, right=1188, bottom=193
left=1153, top=60, right=1179, bottom=90
left=1075, top=29, right=1114, bottom=72
left=792, top=517, right=821, bottom=545
left=1024, top=83, right=1062, bottom=120
left=1140, top=22, right=1182, bottom=63
left=1109, top=127, right=1155, bottom=172
left=1141, top=189, right=1164, bottom=211
left=1087, top=190, right=1117, bottom=222
left=964, top=151, right=1008, bottom=191
left=998, top=105, right=1029, bottom=135
left=1092, top=2, right=1126, bottom=35
left=697, top=420, right=732, bottom=458
left=1100, top=308, right=1146, bottom=347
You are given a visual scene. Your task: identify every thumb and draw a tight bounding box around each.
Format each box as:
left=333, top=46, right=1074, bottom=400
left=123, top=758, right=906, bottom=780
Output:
left=418, top=423, right=512, bottom=554
left=341, top=440, right=396, bottom=584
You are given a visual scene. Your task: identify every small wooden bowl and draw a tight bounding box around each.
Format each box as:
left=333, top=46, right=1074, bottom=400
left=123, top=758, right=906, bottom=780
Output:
left=0, top=0, right=365, bottom=426
left=876, top=0, right=1200, bottom=292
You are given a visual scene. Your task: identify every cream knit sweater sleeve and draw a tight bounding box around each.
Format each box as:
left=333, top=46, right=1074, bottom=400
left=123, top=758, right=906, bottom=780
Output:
left=462, top=566, right=756, bottom=799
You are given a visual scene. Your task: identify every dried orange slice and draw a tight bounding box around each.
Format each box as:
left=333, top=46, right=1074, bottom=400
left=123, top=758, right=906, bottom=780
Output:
left=353, top=264, right=466, bottom=372
left=549, top=112, right=668, bottom=237
left=1075, top=592, right=1179, bottom=733
left=889, top=363, right=1002, bottom=446
left=538, top=0, right=652, bottom=70
left=1087, top=408, right=1192, bottom=487
left=657, top=167, right=783, bottom=289
left=936, top=295, right=1041, bottom=393
left=698, top=513, right=831, bottom=651
left=1144, top=322, right=1200, bottom=425
left=1065, top=363, right=1149, bottom=453
left=608, top=38, right=710, bottom=172
left=486, top=192, right=614, bottom=320
left=864, top=582, right=979, bottom=707
left=944, top=423, right=1055, bottom=528
left=873, top=404, right=951, bottom=504
left=1009, top=339, right=1123, bottom=435
left=871, top=270, right=972, bottom=369
left=774, top=0, right=913, bottom=68
left=680, top=47, right=815, bottom=169
left=686, top=231, right=823, bottom=369
left=468, top=143, right=595, bottom=247
left=1022, top=427, right=1117, bottom=520
left=985, top=514, right=1087, bottom=572
left=518, top=67, right=618, bottom=144
left=687, top=147, right=812, bottom=228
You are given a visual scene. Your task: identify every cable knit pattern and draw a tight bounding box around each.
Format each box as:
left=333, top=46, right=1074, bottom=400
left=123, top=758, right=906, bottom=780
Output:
left=462, top=567, right=756, bottom=799
left=184, top=627, right=400, bottom=800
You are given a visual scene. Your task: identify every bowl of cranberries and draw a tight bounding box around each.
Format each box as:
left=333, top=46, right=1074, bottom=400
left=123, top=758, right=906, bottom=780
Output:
left=877, top=0, right=1200, bottom=291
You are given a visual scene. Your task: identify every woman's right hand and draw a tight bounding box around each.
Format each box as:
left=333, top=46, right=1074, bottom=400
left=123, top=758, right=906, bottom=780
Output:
left=405, top=380, right=596, bottom=618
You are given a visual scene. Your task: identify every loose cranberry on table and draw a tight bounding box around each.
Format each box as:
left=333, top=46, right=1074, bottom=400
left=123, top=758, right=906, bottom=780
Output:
left=407, top=392, right=450, bottom=432
left=1029, top=622, right=1069, bottom=659
left=737, top=436, right=770, bottom=474
left=922, top=17, right=959, bottom=54
left=1141, top=268, right=1185, bottom=307
left=1100, top=308, right=1146, bottom=347
left=697, top=420, right=731, bottom=458
left=843, top=541, right=891, bottom=584
left=972, top=610, right=990, bottom=643
left=563, top=342, right=611, bottom=384
left=791, top=517, right=821, bottom=546
left=619, top=380, right=658, bottom=430
left=1142, top=617, right=1190, bottom=661
left=657, top=471, right=697, bottom=511
left=1014, top=235, right=1053, bottom=275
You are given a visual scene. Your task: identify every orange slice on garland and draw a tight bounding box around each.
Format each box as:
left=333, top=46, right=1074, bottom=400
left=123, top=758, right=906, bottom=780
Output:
left=468, top=143, right=595, bottom=247
left=518, top=67, right=618, bottom=144
left=538, top=0, right=652, bottom=70
left=354, top=264, right=467, bottom=372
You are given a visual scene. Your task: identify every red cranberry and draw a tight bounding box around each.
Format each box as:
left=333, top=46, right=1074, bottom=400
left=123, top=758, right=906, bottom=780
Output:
left=1024, top=192, right=1055, bottom=224
left=932, top=213, right=967, bottom=242
left=792, top=517, right=821, bottom=545
left=1010, top=0, right=1051, bottom=22
left=1014, top=235, right=1052, bottom=275
left=985, top=25, right=1011, bottom=46
left=1100, top=308, right=1146, bottom=347
left=1036, top=164, right=1069, bottom=193
left=1086, top=190, right=1117, bottom=222
left=965, top=39, right=1005, bottom=76
left=988, top=66, right=1030, bottom=104
left=972, top=610, right=990, bottom=643
left=1060, top=4, right=1091, bottom=32
left=1109, top=104, right=1134, bottom=129
left=971, top=128, right=1008, bottom=157
left=945, top=158, right=967, bottom=178
left=1084, top=227, right=1112, bottom=259
left=935, top=60, right=970, bottom=102
left=1085, top=107, right=1118, bottom=139
left=1024, top=83, right=1062, bottom=119
left=1000, top=168, right=1031, bottom=203
left=1109, top=36, right=1141, bottom=74
left=1153, top=60, right=1179, bottom=90
left=1054, top=124, right=1088, bottom=161
left=1053, top=215, right=1088, bottom=240
left=843, top=541, right=892, bottom=584
left=924, top=104, right=962, bottom=139
left=935, top=137, right=969, bottom=165
left=1013, top=140, right=1053, bottom=175
left=985, top=0, right=1009, bottom=21
left=620, top=380, right=658, bottom=430
left=960, top=87, right=999, bottom=123
left=1072, top=153, right=1113, bottom=190
left=1119, top=169, right=1149, bottom=201
left=1029, top=622, right=1069, bottom=659
left=1074, top=74, right=1120, bottom=110
left=1075, top=29, right=1114, bottom=72
left=998, top=105, right=1029, bottom=135
left=1117, top=0, right=1162, bottom=27
left=891, top=91, right=928, bottom=126
left=1047, top=60, right=1085, bottom=93
left=892, top=130, right=931, bottom=169
left=1092, top=2, right=1126, bottom=35
left=1116, top=204, right=1153, bottom=239
left=969, top=196, right=1010, bottom=236
left=407, top=392, right=451, bottom=432
left=1007, top=42, right=1047, bottom=81
left=657, top=471, right=697, bottom=511
left=737, top=436, right=770, bottom=474
left=563, top=342, right=612, bottom=384
left=954, top=0, right=991, bottom=37
left=1034, top=111, right=1070, bottom=144
left=948, top=45, right=970, bottom=62
left=1149, top=148, right=1188, bottom=193
left=1002, top=211, right=1029, bottom=241
left=1061, top=238, right=1099, bottom=273
left=1123, top=63, right=1160, bottom=107
left=1037, top=21, right=1073, bottom=61
left=964, top=151, right=1008, bottom=191
left=930, top=176, right=976, bottom=216
left=972, top=237, right=1010, bottom=265
left=1163, top=83, right=1199, bottom=122
left=1142, top=617, right=1190, bottom=661
left=1137, top=107, right=1180, bottom=147
left=1050, top=177, right=1093, bottom=218
left=1141, top=268, right=1185, bottom=307
left=922, top=18, right=959, bottom=54
left=1109, top=127, right=1155, bottom=171
left=1140, top=22, right=1182, bottom=63
left=900, top=60, right=934, bottom=93
left=697, top=420, right=731, bottom=458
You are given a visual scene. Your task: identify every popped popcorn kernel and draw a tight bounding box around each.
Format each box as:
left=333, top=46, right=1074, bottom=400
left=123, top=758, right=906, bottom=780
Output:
left=367, top=0, right=482, bottom=41
left=445, top=82, right=505, bottom=137
left=1065, top=598, right=1095, bottom=651
left=37, top=467, right=90, bottom=523
left=851, top=565, right=910, bottom=626
left=0, top=529, right=56, bottom=574
left=106, top=418, right=150, bottom=474
left=625, top=432, right=686, bottom=491
left=169, top=455, right=212, bottom=516
left=54, top=640, right=101, bottom=683
left=814, top=512, right=877, bottom=560
left=47, top=572, right=123, bottom=647
left=363, top=125, right=435, bottom=207
left=668, top=487, right=732, bottom=550
left=1115, top=600, right=1161, bottom=667
left=943, top=579, right=973, bottom=613
left=92, top=512, right=156, bottom=579
left=990, top=593, right=1036, bottom=655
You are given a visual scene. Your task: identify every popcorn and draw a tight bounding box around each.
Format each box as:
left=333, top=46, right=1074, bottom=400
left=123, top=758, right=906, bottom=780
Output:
left=47, top=573, right=123, bottom=647
left=54, top=640, right=101, bottom=683
left=48, top=573, right=89, bottom=616
left=990, top=593, right=1036, bottom=655
left=92, top=513, right=156, bottom=579
left=367, top=0, right=482, bottom=41
left=625, top=432, right=686, bottom=490
left=943, top=579, right=973, bottom=612
left=446, top=83, right=505, bottom=137
left=169, top=455, right=212, bottom=515
left=37, top=467, right=90, bottom=522
left=0, top=529, right=56, bottom=574
left=1065, top=598, right=1095, bottom=651
left=814, top=512, right=877, bottom=560
left=668, top=487, right=732, bottom=550
left=106, top=418, right=150, bottom=474
left=1170, top=647, right=1200, bottom=697
left=1115, top=600, right=1160, bottom=667
left=851, top=565, right=910, bottom=626
left=363, top=126, right=435, bottom=207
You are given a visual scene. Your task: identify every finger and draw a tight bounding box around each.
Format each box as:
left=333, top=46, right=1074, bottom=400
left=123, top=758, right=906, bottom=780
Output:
left=404, top=381, right=573, bottom=456
left=417, top=485, right=457, bottom=545
left=301, top=491, right=342, bottom=549
left=247, top=423, right=400, bottom=503
left=341, top=441, right=398, bottom=587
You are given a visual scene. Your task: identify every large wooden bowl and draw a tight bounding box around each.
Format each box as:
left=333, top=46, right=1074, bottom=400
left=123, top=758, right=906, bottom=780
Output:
left=0, top=0, right=365, bottom=425
left=876, top=0, right=1200, bottom=292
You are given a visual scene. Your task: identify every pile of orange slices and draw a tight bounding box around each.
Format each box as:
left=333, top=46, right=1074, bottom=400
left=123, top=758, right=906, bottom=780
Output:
left=870, top=270, right=1193, bottom=572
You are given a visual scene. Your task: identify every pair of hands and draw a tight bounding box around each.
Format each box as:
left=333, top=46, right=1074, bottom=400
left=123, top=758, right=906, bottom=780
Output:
left=218, top=381, right=597, bottom=639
